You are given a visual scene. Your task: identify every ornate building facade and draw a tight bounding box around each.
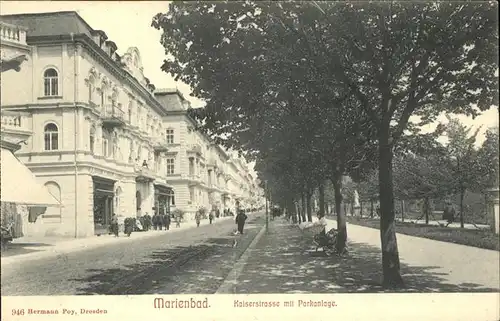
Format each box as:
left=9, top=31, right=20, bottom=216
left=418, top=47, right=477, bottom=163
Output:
left=0, top=11, right=261, bottom=238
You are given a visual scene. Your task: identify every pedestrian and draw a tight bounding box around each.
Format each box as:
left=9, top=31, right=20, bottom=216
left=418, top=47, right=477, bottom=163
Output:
left=209, top=211, right=214, bottom=224
left=158, top=213, right=164, bottom=231
left=235, top=210, right=248, bottom=234
left=195, top=210, right=201, bottom=227
left=145, top=213, right=152, bottom=231
left=215, top=208, right=220, bottom=218
left=444, top=200, right=456, bottom=227
left=164, top=213, right=171, bottom=230
left=175, top=214, right=181, bottom=228
left=152, top=213, right=159, bottom=230
left=111, top=213, right=119, bottom=237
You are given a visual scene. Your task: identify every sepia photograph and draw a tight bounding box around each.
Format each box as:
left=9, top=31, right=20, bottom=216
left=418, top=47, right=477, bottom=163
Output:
left=1, top=1, right=498, bottom=320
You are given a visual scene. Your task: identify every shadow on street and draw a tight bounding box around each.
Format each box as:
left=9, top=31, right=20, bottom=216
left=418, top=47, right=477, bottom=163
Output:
left=235, top=224, right=499, bottom=293
left=1, top=243, right=52, bottom=257
left=69, top=220, right=263, bottom=295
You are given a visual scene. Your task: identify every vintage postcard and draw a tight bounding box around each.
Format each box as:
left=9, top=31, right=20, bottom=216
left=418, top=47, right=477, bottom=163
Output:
left=1, top=1, right=499, bottom=320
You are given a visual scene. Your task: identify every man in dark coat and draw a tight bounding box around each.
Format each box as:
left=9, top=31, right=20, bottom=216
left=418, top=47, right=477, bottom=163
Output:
left=443, top=201, right=456, bottom=227
left=110, top=213, right=119, bottom=237
left=235, top=210, right=248, bottom=234
left=158, top=214, right=164, bottom=230
left=164, top=213, right=171, bottom=230
left=152, top=213, right=160, bottom=230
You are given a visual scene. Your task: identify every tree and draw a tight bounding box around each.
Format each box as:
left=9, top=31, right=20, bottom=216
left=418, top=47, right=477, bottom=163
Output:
left=443, top=116, right=483, bottom=228
left=477, top=127, right=500, bottom=191
left=307, top=2, right=498, bottom=286
left=153, top=1, right=498, bottom=288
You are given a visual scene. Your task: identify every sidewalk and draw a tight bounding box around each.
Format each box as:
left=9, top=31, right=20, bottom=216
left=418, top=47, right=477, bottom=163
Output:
left=224, top=217, right=499, bottom=293
left=1, top=216, right=235, bottom=266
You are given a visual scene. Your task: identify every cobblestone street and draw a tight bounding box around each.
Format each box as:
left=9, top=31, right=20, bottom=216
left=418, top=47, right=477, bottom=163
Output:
left=1, top=214, right=265, bottom=296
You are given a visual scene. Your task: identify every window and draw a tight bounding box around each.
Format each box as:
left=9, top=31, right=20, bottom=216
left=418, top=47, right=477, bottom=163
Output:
left=43, top=68, right=59, bottom=96
left=43, top=181, right=62, bottom=220
left=87, top=75, right=95, bottom=103
left=89, top=126, right=96, bottom=153
left=166, top=129, right=174, bottom=144
left=102, top=128, right=112, bottom=157
left=189, top=187, right=195, bottom=202
left=166, top=158, right=175, bottom=175
left=128, top=101, right=132, bottom=123
left=170, top=191, right=175, bottom=206
left=44, top=123, right=58, bottom=150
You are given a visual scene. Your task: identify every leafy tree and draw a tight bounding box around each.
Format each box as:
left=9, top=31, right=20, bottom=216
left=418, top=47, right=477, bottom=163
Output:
left=306, top=1, right=498, bottom=286
left=393, top=152, right=453, bottom=224
left=477, top=127, right=500, bottom=191
left=443, top=116, right=483, bottom=228
left=153, top=1, right=498, bottom=288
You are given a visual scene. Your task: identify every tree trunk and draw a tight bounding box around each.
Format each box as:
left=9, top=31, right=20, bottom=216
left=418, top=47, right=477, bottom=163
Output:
left=370, top=199, right=374, bottom=218
left=296, top=201, right=301, bottom=224
left=306, top=191, right=313, bottom=222
left=332, top=176, right=347, bottom=253
left=319, top=181, right=325, bottom=217
left=460, top=189, right=465, bottom=228
left=401, top=200, right=404, bottom=223
left=378, top=127, right=404, bottom=288
left=301, top=192, right=306, bottom=223
left=288, top=198, right=297, bottom=224
left=424, top=197, right=430, bottom=225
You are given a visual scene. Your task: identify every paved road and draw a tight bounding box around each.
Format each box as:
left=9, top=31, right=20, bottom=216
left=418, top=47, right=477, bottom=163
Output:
left=324, top=219, right=500, bottom=292
left=229, top=218, right=499, bottom=293
left=1, top=214, right=265, bottom=296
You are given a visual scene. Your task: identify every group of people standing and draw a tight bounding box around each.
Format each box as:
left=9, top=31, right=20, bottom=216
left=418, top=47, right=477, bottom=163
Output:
left=109, top=207, right=250, bottom=236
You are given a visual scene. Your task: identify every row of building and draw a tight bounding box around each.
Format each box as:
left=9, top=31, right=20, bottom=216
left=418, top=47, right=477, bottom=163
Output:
left=0, top=11, right=264, bottom=238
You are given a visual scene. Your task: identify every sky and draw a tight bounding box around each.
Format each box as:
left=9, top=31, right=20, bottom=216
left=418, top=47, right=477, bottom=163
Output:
left=2, top=1, right=498, bottom=150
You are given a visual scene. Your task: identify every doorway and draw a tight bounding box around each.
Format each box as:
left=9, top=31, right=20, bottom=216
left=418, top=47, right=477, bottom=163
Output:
left=93, top=176, right=115, bottom=235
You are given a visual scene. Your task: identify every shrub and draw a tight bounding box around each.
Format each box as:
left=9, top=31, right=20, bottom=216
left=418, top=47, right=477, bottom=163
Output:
left=198, top=207, right=208, bottom=219
left=172, top=209, right=185, bottom=222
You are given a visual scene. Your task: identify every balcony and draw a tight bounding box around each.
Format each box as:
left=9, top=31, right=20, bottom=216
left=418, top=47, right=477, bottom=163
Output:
left=1, top=22, right=30, bottom=73
left=152, top=138, right=169, bottom=152
left=207, top=157, right=218, bottom=169
left=134, top=165, right=156, bottom=182
left=101, top=104, right=126, bottom=128
left=1, top=22, right=27, bottom=45
left=188, top=173, right=202, bottom=186
left=1, top=111, right=32, bottom=150
left=187, top=144, right=203, bottom=156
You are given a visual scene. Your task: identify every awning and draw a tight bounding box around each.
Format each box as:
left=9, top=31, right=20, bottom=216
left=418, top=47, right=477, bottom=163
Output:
left=1, top=54, right=28, bottom=73
left=154, top=182, right=174, bottom=197
left=0, top=148, right=61, bottom=207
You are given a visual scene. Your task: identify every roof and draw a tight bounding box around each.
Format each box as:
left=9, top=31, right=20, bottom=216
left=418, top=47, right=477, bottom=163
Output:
left=0, top=11, right=95, bottom=39
left=154, top=88, right=178, bottom=95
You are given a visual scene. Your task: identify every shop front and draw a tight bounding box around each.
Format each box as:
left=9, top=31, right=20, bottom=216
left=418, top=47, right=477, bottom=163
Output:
left=154, top=183, right=173, bottom=216
left=92, top=176, right=116, bottom=235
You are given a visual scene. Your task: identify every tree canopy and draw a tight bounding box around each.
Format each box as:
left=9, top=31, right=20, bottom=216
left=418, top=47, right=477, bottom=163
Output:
left=153, top=0, right=498, bottom=288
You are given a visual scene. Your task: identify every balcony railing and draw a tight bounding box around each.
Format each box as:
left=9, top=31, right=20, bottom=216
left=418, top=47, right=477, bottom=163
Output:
left=152, top=138, right=168, bottom=152
left=134, top=164, right=156, bottom=182
left=0, top=22, right=28, bottom=46
left=187, top=144, right=203, bottom=155
left=1, top=111, right=31, bottom=134
left=102, top=104, right=126, bottom=128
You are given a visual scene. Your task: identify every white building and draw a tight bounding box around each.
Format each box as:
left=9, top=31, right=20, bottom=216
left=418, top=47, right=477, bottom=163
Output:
left=1, top=20, right=61, bottom=236
left=0, top=11, right=262, bottom=238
